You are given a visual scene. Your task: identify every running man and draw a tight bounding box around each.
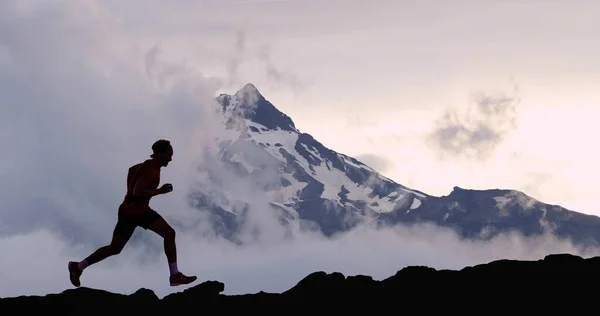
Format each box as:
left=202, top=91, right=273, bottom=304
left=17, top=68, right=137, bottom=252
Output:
left=68, top=139, right=197, bottom=287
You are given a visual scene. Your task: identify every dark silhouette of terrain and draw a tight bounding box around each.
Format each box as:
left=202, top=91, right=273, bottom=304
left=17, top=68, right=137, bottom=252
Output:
left=0, top=253, right=595, bottom=313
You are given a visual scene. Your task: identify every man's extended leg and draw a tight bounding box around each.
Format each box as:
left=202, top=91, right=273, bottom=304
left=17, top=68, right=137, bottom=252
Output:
left=146, top=215, right=197, bottom=286
left=68, top=220, right=133, bottom=287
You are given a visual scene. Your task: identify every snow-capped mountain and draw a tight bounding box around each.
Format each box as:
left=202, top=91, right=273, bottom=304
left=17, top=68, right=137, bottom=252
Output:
left=190, top=83, right=600, bottom=246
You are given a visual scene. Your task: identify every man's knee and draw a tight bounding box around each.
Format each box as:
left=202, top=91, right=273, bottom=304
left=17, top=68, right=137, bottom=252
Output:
left=108, top=243, right=124, bottom=255
left=163, top=225, right=176, bottom=241
left=108, top=232, right=129, bottom=255
left=147, top=216, right=176, bottom=240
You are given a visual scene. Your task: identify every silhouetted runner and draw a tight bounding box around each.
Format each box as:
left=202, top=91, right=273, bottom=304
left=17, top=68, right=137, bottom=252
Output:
left=68, top=139, right=197, bottom=287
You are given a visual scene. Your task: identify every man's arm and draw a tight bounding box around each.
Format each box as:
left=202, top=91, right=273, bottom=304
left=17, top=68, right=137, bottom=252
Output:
left=132, top=168, right=163, bottom=198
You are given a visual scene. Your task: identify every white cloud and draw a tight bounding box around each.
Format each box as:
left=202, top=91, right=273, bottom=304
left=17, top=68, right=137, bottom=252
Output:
left=1, top=0, right=599, bottom=301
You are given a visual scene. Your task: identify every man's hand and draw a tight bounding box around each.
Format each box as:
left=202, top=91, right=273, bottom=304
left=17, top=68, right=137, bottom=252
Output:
left=158, top=183, right=173, bottom=194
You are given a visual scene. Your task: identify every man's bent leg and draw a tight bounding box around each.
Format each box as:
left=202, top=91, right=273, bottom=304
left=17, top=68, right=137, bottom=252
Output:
left=68, top=219, right=134, bottom=287
left=144, top=211, right=197, bottom=286
left=145, top=216, right=177, bottom=268
left=83, top=227, right=131, bottom=266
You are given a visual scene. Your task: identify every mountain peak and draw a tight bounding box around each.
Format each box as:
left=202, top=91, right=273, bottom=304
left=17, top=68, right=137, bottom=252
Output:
left=218, top=83, right=297, bottom=132
left=240, top=82, right=260, bottom=95
left=233, top=83, right=263, bottom=104
left=205, top=83, right=600, bottom=245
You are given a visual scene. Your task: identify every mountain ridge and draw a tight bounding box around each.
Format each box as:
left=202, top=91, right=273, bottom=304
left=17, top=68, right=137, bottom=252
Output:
left=193, top=83, right=600, bottom=246
left=0, top=253, right=594, bottom=311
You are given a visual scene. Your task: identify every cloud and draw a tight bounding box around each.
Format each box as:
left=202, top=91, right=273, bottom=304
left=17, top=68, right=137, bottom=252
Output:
left=225, top=29, right=308, bottom=95
left=355, top=153, right=395, bottom=173
left=224, top=30, right=247, bottom=87
left=0, top=0, right=597, bottom=302
left=1, top=221, right=596, bottom=300
left=256, top=43, right=307, bottom=93
left=0, top=0, right=226, bottom=246
left=427, top=80, right=521, bottom=161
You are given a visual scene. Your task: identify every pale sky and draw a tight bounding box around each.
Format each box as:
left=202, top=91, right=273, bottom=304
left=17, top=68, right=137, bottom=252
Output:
left=98, top=0, right=600, bottom=215
left=1, top=0, right=600, bottom=299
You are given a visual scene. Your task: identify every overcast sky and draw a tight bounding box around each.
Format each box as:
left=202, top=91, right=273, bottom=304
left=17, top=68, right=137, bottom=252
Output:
left=95, top=0, right=600, bottom=216
left=1, top=0, right=599, bottom=299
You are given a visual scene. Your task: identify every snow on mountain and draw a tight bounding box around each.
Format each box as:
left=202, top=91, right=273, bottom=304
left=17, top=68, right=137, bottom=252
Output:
left=190, top=83, right=600, bottom=246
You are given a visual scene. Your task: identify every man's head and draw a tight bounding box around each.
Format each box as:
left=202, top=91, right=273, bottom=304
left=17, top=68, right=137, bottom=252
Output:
left=150, top=139, right=173, bottom=167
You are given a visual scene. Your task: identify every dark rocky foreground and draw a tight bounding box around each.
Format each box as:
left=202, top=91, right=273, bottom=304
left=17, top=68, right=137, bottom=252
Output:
left=1, top=253, right=596, bottom=314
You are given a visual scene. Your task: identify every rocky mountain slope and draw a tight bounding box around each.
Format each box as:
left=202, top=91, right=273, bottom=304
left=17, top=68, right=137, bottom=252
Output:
left=0, top=253, right=593, bottom=312
left=190, top=83, right=600, bottom=246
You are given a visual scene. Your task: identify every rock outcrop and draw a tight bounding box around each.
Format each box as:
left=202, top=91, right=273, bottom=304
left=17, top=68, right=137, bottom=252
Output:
left=1, top=253, right=595, bottom=313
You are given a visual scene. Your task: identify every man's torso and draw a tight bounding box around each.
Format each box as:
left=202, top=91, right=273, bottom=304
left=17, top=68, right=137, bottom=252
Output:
left=122, top=159, right=160, bottom=207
